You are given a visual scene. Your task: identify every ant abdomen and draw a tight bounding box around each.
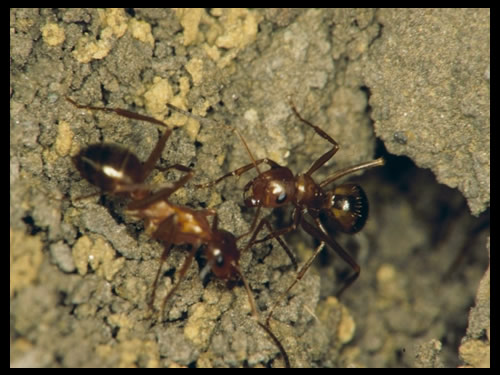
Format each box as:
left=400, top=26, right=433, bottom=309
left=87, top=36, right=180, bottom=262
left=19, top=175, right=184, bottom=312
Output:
left=73, top=144, right=143, bottom=195
left=324, top=183, right=369, bottom=234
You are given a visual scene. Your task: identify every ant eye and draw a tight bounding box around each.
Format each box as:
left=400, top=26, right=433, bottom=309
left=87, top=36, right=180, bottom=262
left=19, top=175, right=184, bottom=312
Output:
left=276, top=192, right=287, bottom=204
left=215, top=254, right=224, bottom=267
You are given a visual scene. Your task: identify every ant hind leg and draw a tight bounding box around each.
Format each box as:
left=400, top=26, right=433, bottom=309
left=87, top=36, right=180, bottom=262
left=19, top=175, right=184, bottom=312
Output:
left=160, top=245, right=199, bottom=320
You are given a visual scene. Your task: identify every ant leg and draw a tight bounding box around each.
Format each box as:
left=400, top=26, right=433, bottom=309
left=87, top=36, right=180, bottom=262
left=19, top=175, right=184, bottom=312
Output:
left=156, top=164, right=193, bottom=173
left=251, top=207, right=302, bottom=244
left=233, top=265, right=290, bottom=367
left=66, top=97, right=170, bottom=128
left=148, top=244, right=173, bottom=311
left=233, top=267, right=258, bottom=319
left=195, top=162, right=261, bottom=189
left=165, top=100, right=288, bottom=190
left=166, top=103, right=270, bottom=178
left=303, top=218, right=360, bottom=297
left=257, top=322, right=290, bottom=368
left=245, top=216, right=298, bottom=270
left=266, top=240, right=325, bottom=326
left=140, top=127, right=174, bottom=181
left=289, top=102, right=339, bottom=177
left=195, top=158, right=281, bottom=189
left=249, top=208, right=303, bottom=269
left=266, top=215, right=361, bottom=325
left=126, top=171, right=193, bottom=211
left=116, top=165, right=194, bottom=198
left=319, top=157, right=385, bottom=190
left=255, top=207, right=322, bottom=326
left=160, top=245, right=199, bottom=319
left=72, top=190, right=102, bottom=201
left=236, top=205, right=261, bottom=241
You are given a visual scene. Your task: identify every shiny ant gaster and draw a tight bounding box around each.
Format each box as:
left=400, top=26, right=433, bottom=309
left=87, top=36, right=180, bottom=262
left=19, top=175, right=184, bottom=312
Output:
left=67, top=98, right=290, bottom=367
left=189, top=101, right=385, bottom=325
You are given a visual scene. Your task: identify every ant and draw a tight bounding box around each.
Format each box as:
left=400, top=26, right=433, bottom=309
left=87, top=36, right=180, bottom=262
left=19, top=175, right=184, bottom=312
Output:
left=182, top=100, right=385, bottom=325
left=125, top=176, right=290, bottom=367
left=66, top=97, right=290, bottom=367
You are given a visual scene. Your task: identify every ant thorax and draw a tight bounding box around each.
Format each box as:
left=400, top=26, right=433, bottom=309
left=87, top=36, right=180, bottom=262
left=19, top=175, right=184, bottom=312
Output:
left=126, top=202, right=212, bottom=243
left=295, top=174, right=324, bottom=211
left=125, top=199, right=177, bottom=235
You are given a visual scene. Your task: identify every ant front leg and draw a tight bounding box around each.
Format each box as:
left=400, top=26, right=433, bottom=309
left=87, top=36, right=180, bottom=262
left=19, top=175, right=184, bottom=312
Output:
left=156, top=164, right=193, bottom=173
left=245, top=208, right=303, bottom=270
left=289, top=102, right=339, bottom=177
left=195, top=158, right=283, bottom=189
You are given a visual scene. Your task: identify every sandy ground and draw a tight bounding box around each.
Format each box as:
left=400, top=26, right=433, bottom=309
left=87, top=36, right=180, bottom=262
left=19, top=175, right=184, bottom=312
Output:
left=11, top=8, right=489, bottom=367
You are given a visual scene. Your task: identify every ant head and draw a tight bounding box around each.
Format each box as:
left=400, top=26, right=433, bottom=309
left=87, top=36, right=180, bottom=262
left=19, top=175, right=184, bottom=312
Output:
left=243, top=168, right=296, bottom=208
left=206, top=230, right=241, bottom=281
left=323, top=183, right=369, bottom=234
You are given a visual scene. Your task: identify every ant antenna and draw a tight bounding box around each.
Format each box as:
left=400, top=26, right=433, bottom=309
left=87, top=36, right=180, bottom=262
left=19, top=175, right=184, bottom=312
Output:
left=166, top=103, right=262, bottom=175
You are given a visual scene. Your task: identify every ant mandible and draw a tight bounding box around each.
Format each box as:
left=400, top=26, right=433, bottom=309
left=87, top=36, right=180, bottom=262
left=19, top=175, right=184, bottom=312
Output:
left=66, top=97, right=290, bottom=367
left=189, top=100, right=385, bottom=325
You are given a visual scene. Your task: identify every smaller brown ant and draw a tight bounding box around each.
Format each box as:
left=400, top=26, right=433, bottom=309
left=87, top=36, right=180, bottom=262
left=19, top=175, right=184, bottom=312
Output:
left=125, top=176, right=289, bottom=367
left=186, top=100, right=385, bottom=325
left=67, top=98, right=290, bottom=367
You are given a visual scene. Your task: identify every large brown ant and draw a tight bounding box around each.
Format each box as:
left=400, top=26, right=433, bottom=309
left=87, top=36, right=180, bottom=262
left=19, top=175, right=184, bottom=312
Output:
left=176, top=101, right=385, bottom=325
left=66, top=98, right=290, bottom=367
